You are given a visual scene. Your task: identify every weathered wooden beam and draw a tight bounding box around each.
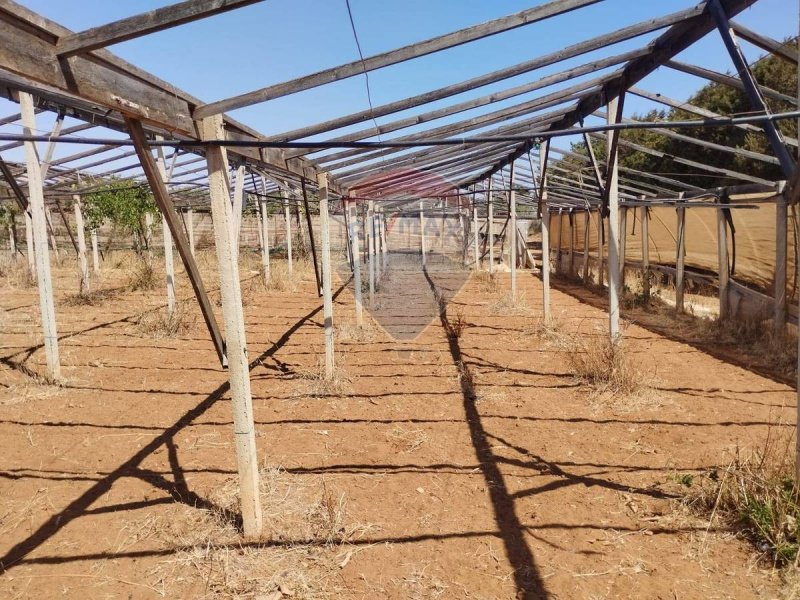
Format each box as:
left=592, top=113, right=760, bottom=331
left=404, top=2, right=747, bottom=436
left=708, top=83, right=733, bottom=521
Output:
left=56, top=0, right=264, bottom=57
left=126, top=117, right=227, bottom=367
left=730, top=19, right=798, bottom=63
left=194, top=0, right=600, bottom=119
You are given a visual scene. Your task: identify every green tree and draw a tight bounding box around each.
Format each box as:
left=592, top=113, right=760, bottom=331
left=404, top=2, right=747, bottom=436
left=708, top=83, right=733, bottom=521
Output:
left=82, top=178, right=157, bottom=252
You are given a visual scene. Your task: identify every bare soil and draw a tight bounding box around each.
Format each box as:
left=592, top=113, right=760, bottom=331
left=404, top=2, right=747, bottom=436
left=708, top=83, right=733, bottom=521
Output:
left=0, top=252, right=795, bottom=599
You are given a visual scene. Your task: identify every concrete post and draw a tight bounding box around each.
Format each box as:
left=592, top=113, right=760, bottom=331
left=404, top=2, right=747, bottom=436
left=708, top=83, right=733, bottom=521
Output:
left=607, top=96, right=621, bottom=345
left=318, top=173, right=335, bottom=378
left=73, top=195, right=89, bottom=294
left=348, top=201, right=364, bottom=328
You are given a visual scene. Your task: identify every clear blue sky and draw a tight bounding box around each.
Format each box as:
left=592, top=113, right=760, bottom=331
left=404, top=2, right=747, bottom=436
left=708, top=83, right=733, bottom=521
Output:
left=1, top=0, right=797, bottom=174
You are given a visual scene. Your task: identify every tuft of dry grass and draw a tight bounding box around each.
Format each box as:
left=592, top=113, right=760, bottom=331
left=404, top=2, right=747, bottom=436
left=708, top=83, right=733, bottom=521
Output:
left=126, top=257, right=158, bottom=291
left=133, top=303, right=195, bottom=339
left=264, top=261, right=297, bottom=293
left=681, top=428, right=800, bottom=568
left=474, top=271, right=500, bottom=294
left=447, top=309, right=468, bottom=339
left=137, top=466, right=370, bottom=598
left=296, top=361, right=352, bottom=398
left=0, top=257, right=35, bottom=288
left=489, top=291, right=532, bottom=316
left=335, top=320, right=381, bottom=343
left=556, top=331, right=643, bottom=397
left=63, top=288, right=118, bottom=307
left=386, top=425, right=430, bottom=453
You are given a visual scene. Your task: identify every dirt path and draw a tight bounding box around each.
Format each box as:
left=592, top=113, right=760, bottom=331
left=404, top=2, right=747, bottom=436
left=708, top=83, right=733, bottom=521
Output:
left=0, top=256, right=794, bottom=598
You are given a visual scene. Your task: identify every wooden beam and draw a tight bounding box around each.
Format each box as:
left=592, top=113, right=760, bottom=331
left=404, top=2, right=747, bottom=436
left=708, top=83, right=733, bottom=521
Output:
left=56, top=0, right=264, bottom=57
left=730, top=19, right=798, bottom=63
left=126, top=117, right=227, bottom=367
left=194, top=0, right=600, bottom=119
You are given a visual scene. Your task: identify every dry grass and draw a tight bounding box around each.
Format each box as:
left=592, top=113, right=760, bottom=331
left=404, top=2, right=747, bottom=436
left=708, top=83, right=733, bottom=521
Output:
left=0, top=257, right=34, bottom=288
left=296, top=361, right=352, bottom=398
left=63, top=288, right=118, bottom=306
left=447, top=309, right=468, bottom=339
left=264, top=261, right=298, bottom=293
left=126, top=257, right=158, bottom=291
left=489, top=291, right=532, bottom=316
left=139, top=466, right=370, bottom=598
left=386, top=425, right=430, bottom=453
left=681, top=427, right=800, bottom=569
left=555, top=330, right=644, bottom=398
left=133, top=302, right=195, bottom=339
left=474, top=271, right=500, bottom=294
left=335, top=319, right=381, bottom=343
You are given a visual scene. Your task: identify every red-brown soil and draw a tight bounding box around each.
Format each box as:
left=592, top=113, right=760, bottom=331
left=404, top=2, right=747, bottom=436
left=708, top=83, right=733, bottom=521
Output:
left=0, top=252, right=795, bottom=599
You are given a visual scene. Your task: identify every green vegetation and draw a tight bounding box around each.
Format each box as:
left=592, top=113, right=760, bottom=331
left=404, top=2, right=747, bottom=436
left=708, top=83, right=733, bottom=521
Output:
left=82, top=178, right=157, bottom=253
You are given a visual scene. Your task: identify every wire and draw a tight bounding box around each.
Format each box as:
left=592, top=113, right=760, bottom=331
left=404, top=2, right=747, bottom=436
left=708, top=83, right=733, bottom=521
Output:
left=344, top=0, right=382, bottom=143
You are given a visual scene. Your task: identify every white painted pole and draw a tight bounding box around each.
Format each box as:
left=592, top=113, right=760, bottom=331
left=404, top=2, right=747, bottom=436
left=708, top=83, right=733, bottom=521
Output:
left=73, top=195, right=89, bottom=294
left=90, top=229, right=100, bottom=274
left=473, top=192, right=480, bottom=270
left=232, top=164, right=245, bottom=247
left=510, top=162, right=517, bottom=299
left=7, top=221, right=16, bottom=260
left=775, top=187, right=787, bottom=335
left=44, top=205, right=60, bottom=263
left=568, top=212, right=575, bottom=276
left=368, top=200, right=375, bottom=302
left=717, top=206, right=730, bottom=320
left=284, top=190, right=293, bottom=277
left=542, top=202, right=551, bottom=323
left=187, top=207, right=195, bottom=256
left=20, top=92, right=60, bottom=380
left=582, top=210, right=590, bottom=283
left=641, top=202, right=650, bottom=300
left=675, top=203, right=686, bottom=314
left=488, top=179, right=494, bottom=274
left=144, top=211, right=153, bottom=258
left=25, top=210, right=35, bottom=275
left=155, top=139, right=176, bottom=314
left=380, top=211, right=388, bottom=272
left=420, top=200, right=426, bottom=266
left=554, top=209, right=562, bottom=275
left=607, top=96, right=621, bottom=345
left=348, top=201, right=364, bottom=327
left=259, top=178, right=271, bottom=285
left=318, top=173, right=335, bottom=378
left=198, top=114, right=262, bottom=538
left=619, top=206, right=627, bottom=288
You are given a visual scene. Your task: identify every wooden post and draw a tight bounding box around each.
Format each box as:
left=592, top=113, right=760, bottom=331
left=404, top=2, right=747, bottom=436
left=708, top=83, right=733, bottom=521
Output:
left=90, top=229, right=100, bottom=274
left=675, top=202, right=686, bottom=314
left=641, top=203, right=650, bottom=301
left=198, top=114, right=262, bottom=538
left=284, top=190, right=292, bottom=277
left=542, top=200, right=551, bottom=322
left=568, top=211, right=575, bottom=276
left=472, top=194, right=480, bottom=270
left=348, top=200, right=364, bottom=327
left=156, top=141, right=176, bottom=314
left=187, top=207, right=195, bottom=256
left=487, top=179, right=494, bottom=274
left=619, top=206, right=627, bottom=288
left=25, top=210, right=35, bottom=275
left=420, top=200, right=426, bottom=266
left=775, top=189, right=787, bottom=334
left=318, top=172, right=335, bottom=378
left=582, top=210, right=590, bottom=283
left=44, top=205, right=60, bottom=262
left=73, top=195, right=89, bottom=294
left=607, top=96, right=621, bottom=345
left=554, top=209, right=562, bottom=275
left=258, top=184, right=270, bottom=285
left=510, top=162, right=517, bottom=299
left=368, top=200, right=375, bottom=302
left=20, top=91, right=60, bottom=379
left=717, top=206, right=729, bottom=320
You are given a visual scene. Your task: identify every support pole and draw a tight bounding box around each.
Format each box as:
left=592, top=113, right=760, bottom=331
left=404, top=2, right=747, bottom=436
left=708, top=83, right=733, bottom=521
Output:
left=259, top=179, right=271, bottom=285
left=775, top=189, right=787, bottom=334
left=198, top=114, right=262, bottom=538
left=619, top=206, right=627, bottom=289
left=348, top=200, right=364, bottom=327
left=568, top=211, right=575, bottom=276
left=675, top=202, right=686, bottom=314
left=607, top=95, right=622, bottom=345
left=487, top=179, right=494, bottom=274
left=44, top=205, right=60, bottom=262
left=717, top=206, right=730, bottom=320
left=7, top=219, right=16, bottom=260
left=542, top=199, right=551, bottom=322
left=25, top=210, right=34, bottom=275
left=318, top=172, right=335, bottom=378
left=554, top=209, right=562, bottom=275
left=420, top=200, right=426, bottom=266
left=90, top=229, right=100, bottom=274
left=510, top=162, right=517, bottom=299
left=187, top=207, right=195, bottom=256
left=73, top=195, right=89, bottom=294
left=284, top=190, right=292, bottom=277
left=641, top=202, right=650, bottom=301
left=473, top=192, right=480, bottom=270
left=597, top=211, right=604, bottom=288
left=380, top=210, right=388, bottom=272
left=20, top=92, right=60, bottom=379
left=156, top=139, right=176, bottom=314
left=368, top=199, right=375, bottom=302
left=582, top=210, right=590, bottom=283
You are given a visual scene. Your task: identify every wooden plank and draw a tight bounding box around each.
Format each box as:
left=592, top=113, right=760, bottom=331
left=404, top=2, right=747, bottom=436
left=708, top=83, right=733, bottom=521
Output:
left=56, top=0, right=264, bottom=56
left=730, top=19, right=798, bottom=63
left=194, top=0, right=601, bottom=119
